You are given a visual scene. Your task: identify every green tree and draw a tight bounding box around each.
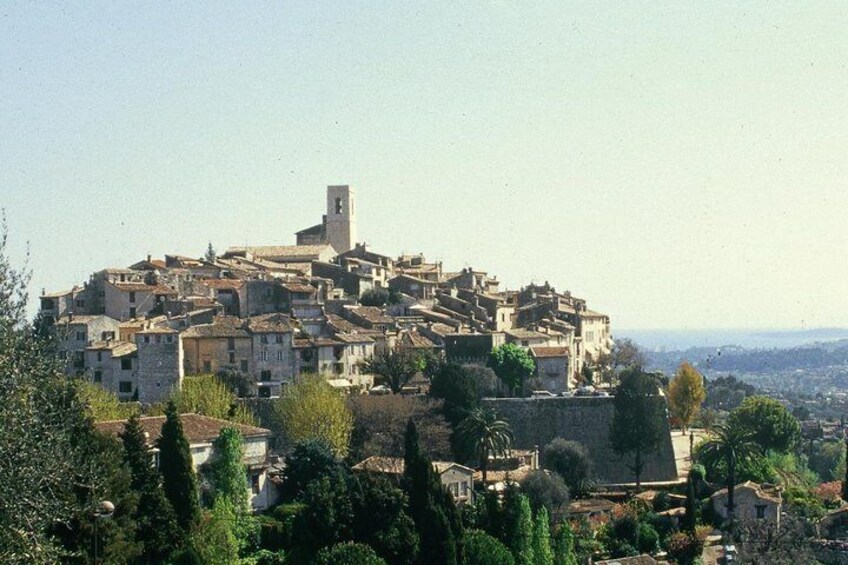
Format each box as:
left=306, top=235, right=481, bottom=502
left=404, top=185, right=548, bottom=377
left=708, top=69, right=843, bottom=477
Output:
left=667, top=362, right=707, bottom=435
left=429, top=363, right=480, bottom=425
left=172, top=374, right=256, bottom=425
left=728, top=396, right=801, bottom=453
left=609, top=369, right=667, bottom=487
left=274, top=374, right=354, bottom=457
left=809, top=440, right=844, bottom=482
left=542, top=439, right=593, bottom=496
left=488, top=344, right=535, bottom=396
left=205, top=427, right=248, bottom=512
left=698, top=422, right=761, bottom=532
left=157, top=401, right=200, bottom=533
left=519, top=471, right=570, bottom=522
left=190, top=498, right=239, bottom=565
left=121, top=413, right=179, bottom=562
left=75, top=379, right=139, bottom=422
left=352, top=474, right=419, bottom=565
left=291, top=471, right=355, bottom=559
left=403, top=420, right=459, bottom=565
left=465, top=530, right=516, bottom=565
left=316, top=542, right=388, bottom=565
left=553, top=521, right=578, bottom=565
left=682, top=469, right=697, bottom=533
left=532, top=507, right=554, bottom=565
left=361, top=348, right=423, bottom=394
left=0, top=223, right=107, bottom=562
left=455, top=406, right=513, bottom=484
left=596, top=338, right=645, bottom=387
left=204, top=242, right=217, bottom=263
left=503, top=489, right=534, bottom=565
left=281, top=438, right=342, bottom=501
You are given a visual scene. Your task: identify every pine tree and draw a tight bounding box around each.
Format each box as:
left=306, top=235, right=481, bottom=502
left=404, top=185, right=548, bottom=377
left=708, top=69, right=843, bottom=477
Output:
left=204, top=242, right=217, bottom=263
left=158, top=401, right=200, bottom=533
left=532, top=507, right=554, bottom=565
left=121, top=413, right=180, bottom=562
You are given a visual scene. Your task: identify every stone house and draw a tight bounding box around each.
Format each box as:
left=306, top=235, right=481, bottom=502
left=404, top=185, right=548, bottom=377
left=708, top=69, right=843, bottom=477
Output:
left=181, top=316, right=253, bottom=375
left=351, top=456, right=474, bottom=505
left=135, top=326, right=183, bottom=405
left=104, top=280, right=178, bottom=321
left=505, top=328, right=552, bottom=349
left=710, top=481, right=782, bottom=527
left=247, top=314, right=296, bottom=386
left=39, top=286, right=85, bottom=324
left=444, top=332, right=506, bottom=364
left=388, top=273, right=438, bottom=300
left=199, top=279, right=244, bottom=316
left=96, top=414, right=275, bottom=511
left=53, top=314, right=122, bottom=376
left=311, top=261, right=373, bottom=297
left=294, top=185, right=357, bottom=255
left=85, top=340, right=138, bottom=400
left=529, top=346, right=572, bottom=394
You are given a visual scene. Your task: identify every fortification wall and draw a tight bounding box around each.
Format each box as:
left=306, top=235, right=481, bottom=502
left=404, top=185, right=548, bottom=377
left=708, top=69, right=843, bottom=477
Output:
left=482, top=396, right=678, bottom=485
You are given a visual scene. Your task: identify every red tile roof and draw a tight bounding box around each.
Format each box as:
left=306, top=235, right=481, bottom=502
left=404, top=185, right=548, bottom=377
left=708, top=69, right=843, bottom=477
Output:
left=95, top=413, right=271, bottom=445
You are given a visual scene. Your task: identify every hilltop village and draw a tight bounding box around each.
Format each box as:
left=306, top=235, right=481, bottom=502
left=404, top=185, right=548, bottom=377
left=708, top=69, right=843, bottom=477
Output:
left=40, top=185, right=613, bottom=404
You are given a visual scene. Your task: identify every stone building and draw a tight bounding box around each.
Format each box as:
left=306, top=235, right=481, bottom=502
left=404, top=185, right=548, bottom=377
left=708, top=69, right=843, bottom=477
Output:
left=710, top=481, right=782, bottom=528
left=352, top=456, right=474, bottom=505
left=135, top=326, right=183, bottom=405
left=293, top=185, right=357, bottom=255
left=53, top=314, right=122, bottom=376
left=529, top=346, right=572, bottom=393
left=85, top=340, right=138, bottom=400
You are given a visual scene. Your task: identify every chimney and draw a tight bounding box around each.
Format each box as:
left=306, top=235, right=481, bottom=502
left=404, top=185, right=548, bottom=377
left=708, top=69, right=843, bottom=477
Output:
left=147, top=254, right=152, bottom=263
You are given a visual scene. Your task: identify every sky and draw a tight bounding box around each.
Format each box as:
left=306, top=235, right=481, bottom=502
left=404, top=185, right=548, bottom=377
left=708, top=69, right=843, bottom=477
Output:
left=1, top=2, right=847, bottom=330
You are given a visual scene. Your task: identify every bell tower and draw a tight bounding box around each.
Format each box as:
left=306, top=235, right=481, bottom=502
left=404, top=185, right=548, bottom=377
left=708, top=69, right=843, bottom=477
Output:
left=325, top=185, right=357, bottom=254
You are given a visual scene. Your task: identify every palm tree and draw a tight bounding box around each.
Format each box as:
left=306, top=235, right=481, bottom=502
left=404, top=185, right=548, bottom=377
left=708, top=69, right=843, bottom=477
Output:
left=698, top=422, right=760, bottom=534
left=456, top=406, right=514, bottom=485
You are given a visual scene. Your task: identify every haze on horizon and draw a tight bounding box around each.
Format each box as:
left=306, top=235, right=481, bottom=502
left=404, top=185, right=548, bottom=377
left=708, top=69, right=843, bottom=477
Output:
left=2, top=3, right=846, bottom=330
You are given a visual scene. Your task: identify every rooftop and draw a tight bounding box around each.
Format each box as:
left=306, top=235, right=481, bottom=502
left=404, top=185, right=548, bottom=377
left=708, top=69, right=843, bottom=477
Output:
left=96, top=413, right=271, bottom=445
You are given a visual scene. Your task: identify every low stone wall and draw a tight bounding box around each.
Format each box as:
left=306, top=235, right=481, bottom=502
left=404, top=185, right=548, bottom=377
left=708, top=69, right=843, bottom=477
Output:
left=482, top=396, right=678, bottom=485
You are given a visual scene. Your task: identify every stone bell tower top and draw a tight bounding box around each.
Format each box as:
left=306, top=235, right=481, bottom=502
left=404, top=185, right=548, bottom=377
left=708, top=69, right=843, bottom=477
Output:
left=325, top=185, right=357, bottom=254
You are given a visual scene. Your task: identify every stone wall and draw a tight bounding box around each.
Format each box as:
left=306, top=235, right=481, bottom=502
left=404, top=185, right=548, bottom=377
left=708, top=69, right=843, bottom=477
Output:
left=482, top=396, right=678, bottom=485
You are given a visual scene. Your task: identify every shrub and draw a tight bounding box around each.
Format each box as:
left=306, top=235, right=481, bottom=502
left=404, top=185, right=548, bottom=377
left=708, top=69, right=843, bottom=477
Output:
left=465, top=530, right=516, bottom=565
left=315, top=542, right=387, bottom=565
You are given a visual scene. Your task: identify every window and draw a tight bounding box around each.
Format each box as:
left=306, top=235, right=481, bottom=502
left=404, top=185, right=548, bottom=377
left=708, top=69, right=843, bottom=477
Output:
left=277, top=350, right=284, bottom=361
left=756, top=505, right=766, bottom=519
left=449, top=482, right=459, bottom=497
left=251, top=473, right=261, bottom=494
left=41, top=298, right=55, bottom=310
left=261, top=370, right=271, bottom=380
left=585, top=331, right=595, bottom=342
left=166, top=335, right=173, bottom=343
left=76, top=330, right=86, bottom=341
left=129, top=307, right=136, bottom=318
left=301, top=349, right=313, bottom=362
left=75, top=299, right=85, bottom=308
left=121, top=358, right=132, bottom=371
left=101, top=331, right=115, bottom=341
left=227, top=337, right=235, bottom=350
left=155, top=335, right=161, bottom=344
left=275, top=333, right=283, bottom=344
left=118, top=381, right=132, bottom=394
left=143, top=335, right=150, bottom=344
left=335, top=197, right=343, bottom=214
left=260, top=334, right=268, bottom=344
left=228, top=352, right=236, bottom=364
left=461, top=482, right=468, bottom=496
left=203, top=360, right=212, bottom=373
left=129, top=291, right=136, bottom=303
left=97, top=351, right=102, bottom=362
left=259, top=351, right=268, bottom=361
left=240, top=360, right=249, bottom=372
left=93, top=371, right=102, bottom=383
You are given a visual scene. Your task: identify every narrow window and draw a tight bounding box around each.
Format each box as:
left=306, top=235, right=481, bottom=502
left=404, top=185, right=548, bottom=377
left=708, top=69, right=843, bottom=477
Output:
left=93, top=371, right=102, bottom=383
left=121, top=358, right=132, bottom=371
left=119, top=381, right=132, bottom=393
left=129, top=291, right=136, bottom=303
left=240, top=360, right=249, bottom=372
left=129, top=307, right=137, bottom=318
left=335, top=197, right=343, bottom=214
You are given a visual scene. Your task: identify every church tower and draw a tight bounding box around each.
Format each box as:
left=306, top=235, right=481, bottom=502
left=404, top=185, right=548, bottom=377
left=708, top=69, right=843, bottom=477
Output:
left=325, top=185, right=357, bottom=254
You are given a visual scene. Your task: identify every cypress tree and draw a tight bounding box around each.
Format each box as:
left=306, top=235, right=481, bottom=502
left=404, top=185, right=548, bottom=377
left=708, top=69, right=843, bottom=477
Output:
left=503, top=487, right=534, bottom=565
left=553, top=521, right=578, bottom=565
left=157, top=401, right=200, bottom=533
left=207, top=427, right=249, bottom=512
left=532, top=507, right=553, bottom=565
left=682, top=471, right=697, bottom=533
left=121, top=413, right=180, bottom=561
left=403, top=420, right=459, bottom=565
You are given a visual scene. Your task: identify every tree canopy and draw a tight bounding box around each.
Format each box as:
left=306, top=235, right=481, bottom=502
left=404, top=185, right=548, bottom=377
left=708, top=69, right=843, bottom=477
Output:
left=609, top=368, right=667, bottom=487
left=157, top=400, right=201, bottom=533
left=488, top=344, right=535, bottom=396
left=275, top=374, right=354, bottom=457
left=360, top=348, right=424, bottom=394
left=667, top=362, right=706, bottom=435
left=542, top=438, right=593, bottom=497
left=727, top=395, right=801, bottom=453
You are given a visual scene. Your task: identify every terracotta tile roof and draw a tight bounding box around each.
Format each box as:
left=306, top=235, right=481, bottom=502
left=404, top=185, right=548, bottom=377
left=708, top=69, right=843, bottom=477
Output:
left=96, top=413, right=271, bottom=445
left=352, top=456, right=471, bottom=476
left=138, top=326, right=178, bottom=335
left=201, top=279, right=245, bottom=290
left=326, top=314, right=360, bottom=333
left=506, top=329, right=550, bottom=341
left=282, top=282, right=317, bottom=294
left=225, top=245, right=335, bottom=260
left=334, top=333, right=374, bottom=344
left=54, top=315, right=101, bottom=326
left=293, top=338, right=315, bottom=349
left=351, top=306, right=394, bottom=325
left=87, top=340, right=137, bottom=358
left=41, top=288, right=77, bottom=298
left=247, top=313, right=294, bottom=333
left=401, top=331, right=437, bottom=349
left=581, top=309, right=608, bottom=319
left=530, top=346, right=569, bottom=358
left=181, top=316, right=249, bottom=339
left=295, top=223, right=323, bottom=236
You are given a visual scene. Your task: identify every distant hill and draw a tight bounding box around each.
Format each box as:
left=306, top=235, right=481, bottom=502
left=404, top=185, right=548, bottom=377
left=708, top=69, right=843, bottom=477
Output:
left=638, top=338, right=848, bottom=375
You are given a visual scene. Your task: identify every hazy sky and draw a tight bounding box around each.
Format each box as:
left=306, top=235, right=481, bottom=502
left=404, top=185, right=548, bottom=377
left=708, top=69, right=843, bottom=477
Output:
left=2, top=3, right=847, bottom=330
